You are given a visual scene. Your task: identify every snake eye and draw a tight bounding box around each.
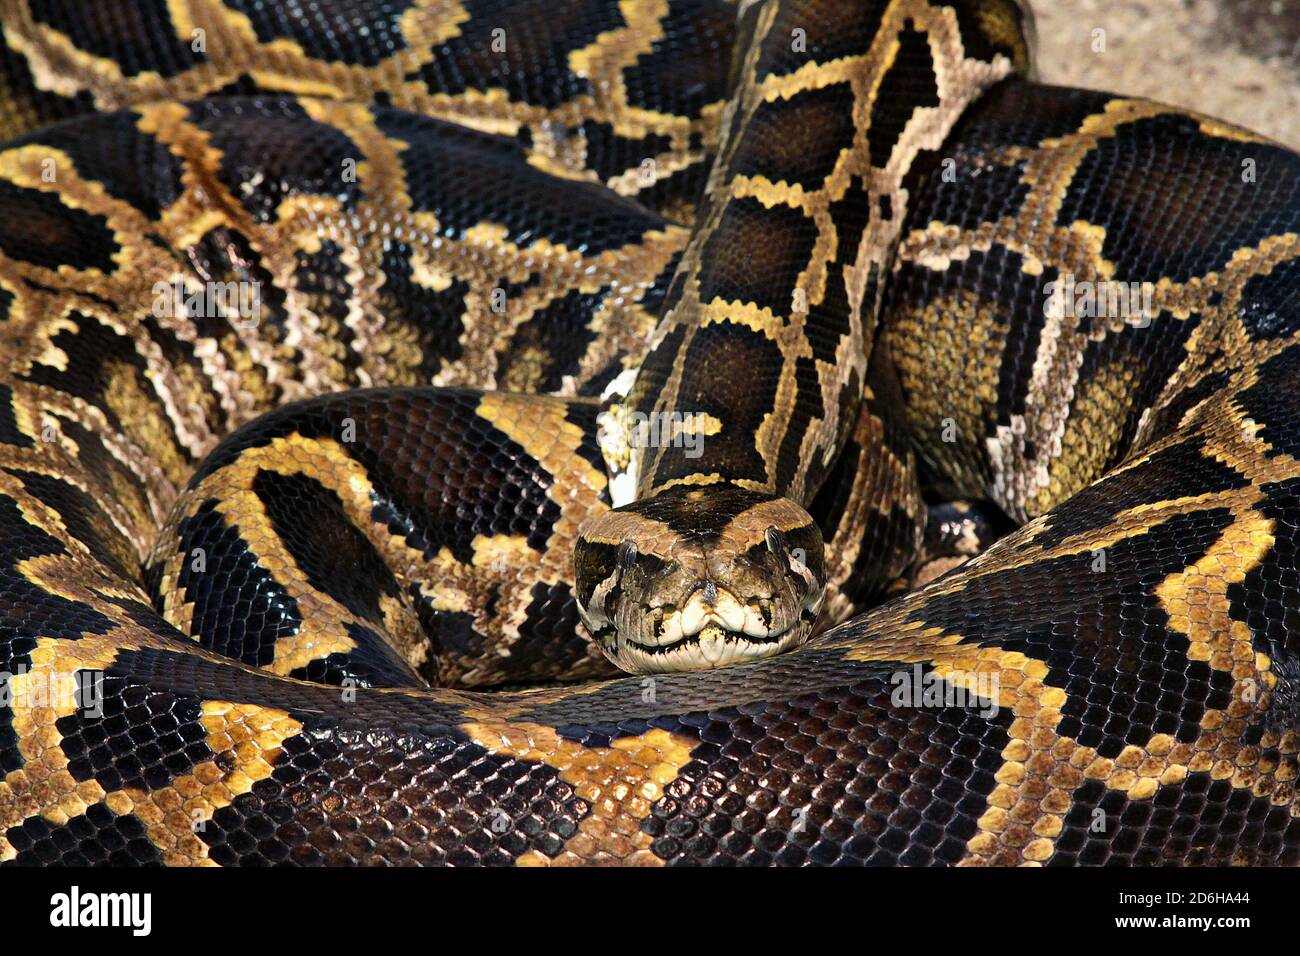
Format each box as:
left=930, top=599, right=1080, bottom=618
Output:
left=765, top=528, right=785, bottom=553
left=616, top=540, right=638, bottom=570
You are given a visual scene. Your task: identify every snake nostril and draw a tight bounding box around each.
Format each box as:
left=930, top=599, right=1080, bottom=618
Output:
left=701, top=580, right=719, bottom=605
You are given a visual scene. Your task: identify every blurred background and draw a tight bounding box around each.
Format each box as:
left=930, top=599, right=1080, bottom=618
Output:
left=1033, top=0, right=1299, bottom=147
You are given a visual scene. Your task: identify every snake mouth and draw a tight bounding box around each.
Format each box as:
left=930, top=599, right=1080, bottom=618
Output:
left=611, top=594, right=822, bottom=673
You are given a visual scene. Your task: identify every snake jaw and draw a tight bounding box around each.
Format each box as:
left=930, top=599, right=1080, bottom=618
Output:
left=613, top=584, right=825, bottom=673
left=575, top=487, right=826, bottom=673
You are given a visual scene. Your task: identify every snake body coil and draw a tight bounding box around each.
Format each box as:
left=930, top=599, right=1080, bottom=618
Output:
left=1, top=0, right=1299, bottom=866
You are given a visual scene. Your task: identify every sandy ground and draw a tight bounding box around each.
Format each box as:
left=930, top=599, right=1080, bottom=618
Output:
left=1031, top=0, right=1300, bottom=148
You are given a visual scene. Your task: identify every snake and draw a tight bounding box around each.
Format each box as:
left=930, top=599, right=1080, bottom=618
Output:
left=0, top=0, right=1298, bottom=867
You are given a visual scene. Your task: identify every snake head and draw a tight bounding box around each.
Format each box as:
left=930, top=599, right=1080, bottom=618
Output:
left=575, top=486, right=826, bottom=673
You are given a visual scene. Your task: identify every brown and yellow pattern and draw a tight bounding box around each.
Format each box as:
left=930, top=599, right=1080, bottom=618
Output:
left=573, top=0, right=1029, bottom=672
left=0, top=0, right=737, bottom=215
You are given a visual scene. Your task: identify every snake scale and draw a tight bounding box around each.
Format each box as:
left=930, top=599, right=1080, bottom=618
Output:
left=0, top=0, right=1299, bottom=867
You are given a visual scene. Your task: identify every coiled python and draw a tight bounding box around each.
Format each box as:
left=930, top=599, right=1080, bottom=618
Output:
left=0, top=0, right=1298, bottom=866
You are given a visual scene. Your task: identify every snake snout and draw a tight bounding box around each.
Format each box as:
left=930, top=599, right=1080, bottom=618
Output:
left=575, top=486, right=828, bottom=673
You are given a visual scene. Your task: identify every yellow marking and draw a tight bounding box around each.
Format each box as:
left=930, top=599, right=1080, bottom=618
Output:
left=2, top=617, right=304, bottom=865
left=841, top=617, right=1080, bottom=866
left=1196, top=117, right=1274, bottom=145
left=631, top=0, right=1018, bottom=501
left=730, top=173, right=814, bottom=214
left=248, top=70, right=343, bottom=99
left=696, top=297, right=789, bottom=335
left=0, top=144, right=148, bottom=272
left=97, top=700, right=304, bottom=866
left=5, top=14, right=153, bottom=99
left=155, top=435, right=387, bottom=675
left=654, top=473, right=731, bottom=491
left=1158, top=507, right=1273, bottom=671
left=101, top=359, right=192, bottom=489
left=1025, top=349, right=1143, bottom=515
left=5, top=0, right=710, bottom=196
left=566, top=0, right=711, bottom=152
left=410, top=533, right=548, bottom=666
left=841, top=467, right=1295, bottom=864
left=154, top=400, right=610, bottom=685
left=411, top=259, right=456, bottom=293
left=476, top=393, right=607, bottom=497
left=474, top=392, right=611, bottom=670
left=463, top=721, right=695, bottom=865
left=1056, top=99, right=1184, bottom=147
left=0, top=379, right=174, bottom=553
